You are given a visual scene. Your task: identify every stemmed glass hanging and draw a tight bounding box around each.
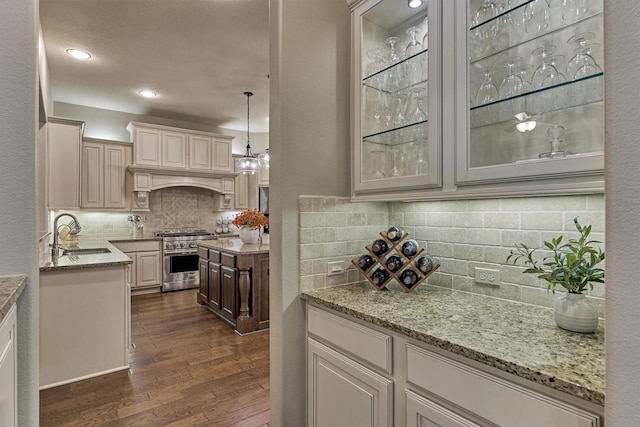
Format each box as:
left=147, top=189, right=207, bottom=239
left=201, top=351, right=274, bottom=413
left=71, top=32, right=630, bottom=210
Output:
left=476, top=68, right=499, bottom=105
left=524, top=0, right=550, bottom=34
left=562, top=0, right=588, bottom=21
left=471, top=0, right=499, bottom=57
left=405, top=26, right=424, bottom=85
left=499, top=57, right=525, bottom=99
left=566, top=32, right=602, bottom=80
left=531, top=44, right=566, bottom=88
left=369, top=150, right=387, bottom=180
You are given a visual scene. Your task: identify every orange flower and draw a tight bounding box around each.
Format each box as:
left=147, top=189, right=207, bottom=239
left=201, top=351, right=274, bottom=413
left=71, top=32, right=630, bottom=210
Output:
left=232, top=209, right=269, bottom=229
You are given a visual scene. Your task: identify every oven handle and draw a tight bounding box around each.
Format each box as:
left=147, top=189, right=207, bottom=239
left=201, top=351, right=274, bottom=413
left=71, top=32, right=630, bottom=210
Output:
left=163, top=250, right=198, bottom=256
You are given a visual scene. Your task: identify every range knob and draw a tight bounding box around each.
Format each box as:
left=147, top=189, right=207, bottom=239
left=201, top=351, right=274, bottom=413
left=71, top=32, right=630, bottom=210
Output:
left=179, top=242, right=187, bottom=249
left=165, top=242, right=174, bottom=250
left=189, top=242, right=197, bottom=248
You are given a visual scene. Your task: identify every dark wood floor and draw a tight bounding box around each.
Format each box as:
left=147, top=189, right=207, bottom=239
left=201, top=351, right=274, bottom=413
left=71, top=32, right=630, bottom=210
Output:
left=40, top=289, right=270, bottom=426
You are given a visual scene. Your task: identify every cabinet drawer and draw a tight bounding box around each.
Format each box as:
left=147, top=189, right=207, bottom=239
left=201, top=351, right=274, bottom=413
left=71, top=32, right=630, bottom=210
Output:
left=197, top=247, right=208, bottom=259
left=221, top=252, right=235, bottom=267
left=209, top=249, right=221, bottom=263
left=406, top=344, right=600, bottom=427
left=307, top=305, right=392, bottom=374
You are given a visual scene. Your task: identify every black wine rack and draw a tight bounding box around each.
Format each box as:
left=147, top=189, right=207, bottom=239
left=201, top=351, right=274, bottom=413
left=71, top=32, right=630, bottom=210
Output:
left=351, top=231, right=440, bottom=293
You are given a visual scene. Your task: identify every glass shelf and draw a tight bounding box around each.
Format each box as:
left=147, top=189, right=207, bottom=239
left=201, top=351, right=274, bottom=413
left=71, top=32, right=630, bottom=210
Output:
left=469, top=1, right=603, bottom=64
left=363, top=120, right=428, bottom=146
left=470, top=72, right=603, bottom=129
left=362, top=50, right=428, bottom=93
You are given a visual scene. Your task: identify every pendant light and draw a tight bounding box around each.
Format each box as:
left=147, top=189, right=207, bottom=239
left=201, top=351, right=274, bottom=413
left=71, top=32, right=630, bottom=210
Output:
left=239, top=91, right=260, bottom=174
left=258, top=148, right=270, bottom=169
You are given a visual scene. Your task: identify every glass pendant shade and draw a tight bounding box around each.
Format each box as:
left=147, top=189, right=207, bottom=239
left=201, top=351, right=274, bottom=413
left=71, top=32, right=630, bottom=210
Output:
left=239, top=91, right=260, bottom=174
left=258, top=148, right=270, bottom=168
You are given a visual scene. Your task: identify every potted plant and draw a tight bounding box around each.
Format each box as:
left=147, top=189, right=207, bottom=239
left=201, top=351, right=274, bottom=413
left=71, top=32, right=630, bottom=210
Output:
left=232, top=209, right=269, bottom=244
left=506, top=217, right=605, bottom=333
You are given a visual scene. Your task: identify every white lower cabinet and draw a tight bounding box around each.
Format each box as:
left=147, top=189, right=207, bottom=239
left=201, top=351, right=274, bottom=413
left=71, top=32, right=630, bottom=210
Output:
left=308, top=339, right=393, bottom=427
left=111, top=240, right=161, bottom=291
left=0, top=304, right=17, bottom=427
left=306, top=304, right=603, bottom=427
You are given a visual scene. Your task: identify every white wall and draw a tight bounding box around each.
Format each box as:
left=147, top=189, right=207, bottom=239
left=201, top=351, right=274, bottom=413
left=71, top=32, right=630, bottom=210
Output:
left=0, top=0, right=40, bottom=424
left=269, top=0, right=352, bottom=424
left=53, top=101, right=270, bottom=155
left=604, top=1, right=640, bottom=424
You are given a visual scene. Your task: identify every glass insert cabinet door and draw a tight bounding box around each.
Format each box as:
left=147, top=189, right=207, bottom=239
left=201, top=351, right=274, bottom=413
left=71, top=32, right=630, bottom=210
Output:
left=352, top=0, right=442, bottom=194
left=456, top=0, right=604, bottom=185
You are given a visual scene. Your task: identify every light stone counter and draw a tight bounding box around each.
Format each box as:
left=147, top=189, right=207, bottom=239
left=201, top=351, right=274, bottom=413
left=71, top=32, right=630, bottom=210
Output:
left=0, top=275, right=27, bottom=323
left=198, top=238, right=269, bottom=255
left=39, top=240, right=132, bottom=272
left=301, top=282, right=604, bottom=406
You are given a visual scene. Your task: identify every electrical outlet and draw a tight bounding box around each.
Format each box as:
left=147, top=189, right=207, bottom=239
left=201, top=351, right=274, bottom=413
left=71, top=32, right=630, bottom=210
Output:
left=475, top=267, right=501, bottom=285
left=327, top=260, right=345, bottom=276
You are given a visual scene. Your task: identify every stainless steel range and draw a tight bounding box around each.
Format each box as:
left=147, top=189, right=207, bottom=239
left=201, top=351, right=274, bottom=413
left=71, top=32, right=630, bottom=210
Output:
left=156, top=230, right=216, bottom=292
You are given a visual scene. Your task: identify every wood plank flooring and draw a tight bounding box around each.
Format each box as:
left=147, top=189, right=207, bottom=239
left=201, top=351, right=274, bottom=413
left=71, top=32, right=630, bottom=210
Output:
left=40, top=289, right=270, bottom=426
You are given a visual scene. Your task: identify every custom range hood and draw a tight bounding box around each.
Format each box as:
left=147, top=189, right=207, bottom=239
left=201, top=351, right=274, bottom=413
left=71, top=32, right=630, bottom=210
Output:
left=125, top=122, right=238, bottom=211
left=127, top=164, right=237, bottom=211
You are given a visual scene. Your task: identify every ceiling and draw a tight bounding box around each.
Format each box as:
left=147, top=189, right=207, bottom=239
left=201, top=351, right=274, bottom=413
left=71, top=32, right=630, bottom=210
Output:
left=39, top=0, right=271, bottom=133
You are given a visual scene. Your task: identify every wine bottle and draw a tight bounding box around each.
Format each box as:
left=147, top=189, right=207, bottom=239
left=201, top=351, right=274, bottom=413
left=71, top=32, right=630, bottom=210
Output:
left=371, top=268, right=390, bottom=286
left=399, top=268, right=419, bottom=288
left=416, top=255, right=434, bottom=274
left=385, top=255, right=403, bottom=273
left=371, top=239, right=389, bottom=257
left=401, top=239, right=420, bottom=258
left=357, top=254, right=375, bottom=270
left=386, top=226, right=405, bottom=242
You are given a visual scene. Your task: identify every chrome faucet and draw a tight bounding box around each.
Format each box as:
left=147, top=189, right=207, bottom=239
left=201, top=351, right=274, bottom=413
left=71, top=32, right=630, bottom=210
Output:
left=51, top=213, right=82, bottom=258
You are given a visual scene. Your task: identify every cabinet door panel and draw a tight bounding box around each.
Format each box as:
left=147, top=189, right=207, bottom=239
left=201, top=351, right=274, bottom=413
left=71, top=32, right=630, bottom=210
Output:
left=48, top=120, right=82, bottom=209
left=198, top=258, right=209, bottom=303
left=308, top=338, right=393, bottom=427
left=212, top=138, right=232, bottom=172
left=136, top=252, right=160, bottom=287
left=162, top=132, right=187, bottom=168
left=81, top=142, right=104, bottom=208
left=189, top=135, right=212, bottom=170
left=221, top=265, right=236, bottom=319
left=104, top=144, right=126, bottom=208
left=406, top=390, right=482, bottom=427
left=135, top=128, right=162, bottom=165
left=0, top=305, right=16, bottom=427
left=208, top=262, right=221, bottom=309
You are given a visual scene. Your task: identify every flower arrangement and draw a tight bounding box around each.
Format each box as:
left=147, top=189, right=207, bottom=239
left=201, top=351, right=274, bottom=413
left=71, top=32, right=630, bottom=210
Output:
left=232, top=209, right=269, bottom=229
left=506, top=217, right=605, bottom=294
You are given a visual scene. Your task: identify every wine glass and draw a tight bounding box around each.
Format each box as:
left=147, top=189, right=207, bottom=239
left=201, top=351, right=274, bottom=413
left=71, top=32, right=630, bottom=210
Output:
left=409, top=95, right=428, bottom=123
left=566, top=32, right=602, bottom=80
left=524, top=0, right=550, bottom=34
left=390, top=149, right=407, bottom=177
left=562, top=0, right=588, bottom=21
left=386, top=36, right=401, bottom=64
left=499, top=57, right=525, bottom=99
left=405, top=26, right=423, bottom=58
left=471, top=0, right=499, bottom=56
left=369, top=150, right=387, bottom=179
left=516, top=63, right=534, bottom=92
left=532, top=45, right=566, bottom=88
left=476, top=68, right=499, bottom=105
left=413, top=140, right=428, bottom=175
left=421, top=16, right=429, bottom=50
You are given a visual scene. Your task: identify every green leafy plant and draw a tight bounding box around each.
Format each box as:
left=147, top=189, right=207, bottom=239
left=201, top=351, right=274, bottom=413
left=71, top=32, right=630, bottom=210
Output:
left=506, top=217, right=605, bottom=294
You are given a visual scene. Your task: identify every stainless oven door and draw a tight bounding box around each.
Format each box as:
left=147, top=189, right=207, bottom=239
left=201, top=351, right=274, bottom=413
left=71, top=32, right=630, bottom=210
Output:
left=162, top=252, right=200, bottom=292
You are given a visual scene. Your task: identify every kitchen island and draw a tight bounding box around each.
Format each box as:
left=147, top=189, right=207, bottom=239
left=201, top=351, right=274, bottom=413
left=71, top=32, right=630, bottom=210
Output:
left=302, top=283, right=604, bottom=426
left=197, top=238, right=269, bottom=335
left=39, top=240, right=133, bottom=389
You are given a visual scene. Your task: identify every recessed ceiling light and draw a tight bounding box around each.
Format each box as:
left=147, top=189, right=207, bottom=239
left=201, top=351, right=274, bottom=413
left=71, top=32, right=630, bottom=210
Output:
left=138, top=90, right=157, bottom=98
left=66, top=49, right=91, bottom=60
left=408, top=0, right=423, bottom=8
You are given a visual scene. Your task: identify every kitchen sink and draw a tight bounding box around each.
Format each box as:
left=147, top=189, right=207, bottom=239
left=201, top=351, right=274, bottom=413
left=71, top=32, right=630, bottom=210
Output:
left=62, top=248, right=111, bottom=256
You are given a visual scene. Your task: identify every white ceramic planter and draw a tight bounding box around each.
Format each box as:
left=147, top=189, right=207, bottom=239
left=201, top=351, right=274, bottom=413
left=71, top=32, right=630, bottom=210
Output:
left=239, top=227, right=260, bottom=244
left=553, top=292, right=599, bottom=333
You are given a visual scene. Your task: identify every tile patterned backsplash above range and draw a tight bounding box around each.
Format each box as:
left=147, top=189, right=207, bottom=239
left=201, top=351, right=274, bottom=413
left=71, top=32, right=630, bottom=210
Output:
left=299, top=194, right=605, bottom=315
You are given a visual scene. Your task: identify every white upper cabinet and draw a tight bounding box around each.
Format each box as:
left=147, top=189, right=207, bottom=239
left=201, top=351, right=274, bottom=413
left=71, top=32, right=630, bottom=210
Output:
left=47, top=117, right=84, bottom=210
left=349, top=0, right=605, bottom=200
left=352, top=0, right=442, bottom=195
left=81, top=139, right=130, bottom=209
left=127, top=122, right=234, bottom=173
left=456, top=0, right=604, bottom=186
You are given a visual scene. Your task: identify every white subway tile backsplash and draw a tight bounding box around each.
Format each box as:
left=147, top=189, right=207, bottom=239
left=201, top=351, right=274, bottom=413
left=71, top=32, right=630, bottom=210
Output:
left=298, top=194, right=605, bottom=312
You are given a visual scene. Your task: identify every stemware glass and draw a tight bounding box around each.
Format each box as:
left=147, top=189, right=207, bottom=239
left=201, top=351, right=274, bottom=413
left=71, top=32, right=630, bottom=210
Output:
left=561, top=0, right=588, bottom=21
left=532, top=45, right=566, bottom=88
left=499, top=57, right=525, bottom=99
left=390, top=149, right=407, bottom=177
left=471, top=0, right=498, bottom=57
left=409, top=95, right=428, bottom=123
left=391, top=94, right=408, bottom=129
left=476, top=68, right=499, bottom=105
left=386, top=36, right=401, bottom=64
left=524, top=0, right=550, bottom=34
left=421, top=16, right=429, bottom=50
left=413, top=140, right=428, bottom=175
left=566, top=32, right=602, bottom=80
left=369, top=150, right=387, bottom=179
left=516, top=63, right=534, bottom=92
left=405, top=26, right=424, bottom=85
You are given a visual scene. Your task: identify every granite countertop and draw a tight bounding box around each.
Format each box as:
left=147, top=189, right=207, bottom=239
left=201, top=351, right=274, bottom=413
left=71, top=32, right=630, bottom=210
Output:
left=198, top=238, right=269, bottom=255
left=39, top=240, right=133, bottom=272
left=301, top=283, right=605, bottom=406
left=0, top=275, right=27, bottom=323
